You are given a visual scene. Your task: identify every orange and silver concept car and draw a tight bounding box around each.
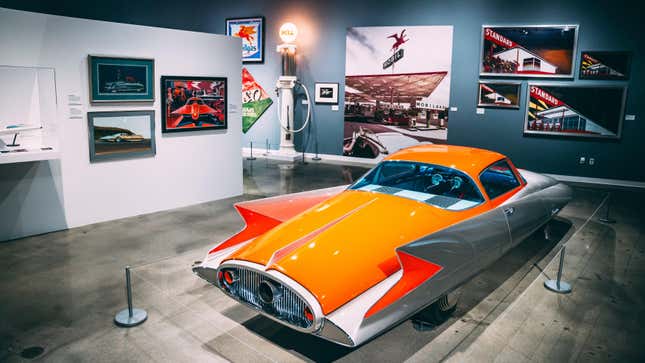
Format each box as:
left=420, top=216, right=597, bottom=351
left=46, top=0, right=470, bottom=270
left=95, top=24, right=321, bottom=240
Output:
left=193, top=145, right=572, bottom=346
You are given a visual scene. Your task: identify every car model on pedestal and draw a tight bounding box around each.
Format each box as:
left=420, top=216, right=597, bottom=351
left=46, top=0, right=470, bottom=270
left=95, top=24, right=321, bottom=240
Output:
left=193, top=145, right=572, bottom=347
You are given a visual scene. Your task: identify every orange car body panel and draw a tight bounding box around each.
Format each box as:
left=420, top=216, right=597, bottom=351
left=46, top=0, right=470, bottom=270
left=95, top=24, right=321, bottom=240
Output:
left=218, top=145, right=526, bottom=315
left=225, top=191, right=492, bottom=315
left=364, top=251, right=443, bottom=318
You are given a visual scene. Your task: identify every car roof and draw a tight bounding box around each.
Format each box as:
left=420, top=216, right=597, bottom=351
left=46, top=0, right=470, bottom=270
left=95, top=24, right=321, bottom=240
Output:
left=385, top=144, right=507, bottom=178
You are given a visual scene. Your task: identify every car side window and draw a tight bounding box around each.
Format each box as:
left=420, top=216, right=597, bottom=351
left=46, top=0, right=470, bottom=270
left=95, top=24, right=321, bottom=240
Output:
left=479, top=160, right=520, bottom=200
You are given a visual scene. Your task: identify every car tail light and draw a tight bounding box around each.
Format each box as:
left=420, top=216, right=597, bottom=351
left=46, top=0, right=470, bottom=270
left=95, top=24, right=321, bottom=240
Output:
left=304, top=306, right=314, bottom=323
left=224, top=270, right=237, bottom=285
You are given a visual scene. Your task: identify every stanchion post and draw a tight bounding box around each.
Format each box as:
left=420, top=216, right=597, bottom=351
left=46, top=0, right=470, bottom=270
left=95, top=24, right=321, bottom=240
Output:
left=312, top=136, right=321, bottom=161
left=114, top=266, right=148, bottom=327
left=246, top=141, right=256, bottom=161
left=599, top=192, right=616, bottom=224
left=544, top=245, right=572, bottom=294
left=263, top=139, right=270, bottom=156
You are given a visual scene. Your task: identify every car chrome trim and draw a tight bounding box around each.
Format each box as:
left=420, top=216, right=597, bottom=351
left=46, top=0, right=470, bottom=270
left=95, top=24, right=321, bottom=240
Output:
left=217, top=260, right=324, bottom=333
left=317, top=319, right=355, bottom=347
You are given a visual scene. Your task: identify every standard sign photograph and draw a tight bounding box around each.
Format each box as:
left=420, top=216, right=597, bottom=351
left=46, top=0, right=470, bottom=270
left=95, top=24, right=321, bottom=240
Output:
left=525, top=84, right=626, bottom=139
left=480, top=25, right=578, bottom=78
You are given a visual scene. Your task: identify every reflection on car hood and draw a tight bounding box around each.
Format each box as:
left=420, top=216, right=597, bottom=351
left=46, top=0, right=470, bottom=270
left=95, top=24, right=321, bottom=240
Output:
left=224, top=190, right=486, bottom=314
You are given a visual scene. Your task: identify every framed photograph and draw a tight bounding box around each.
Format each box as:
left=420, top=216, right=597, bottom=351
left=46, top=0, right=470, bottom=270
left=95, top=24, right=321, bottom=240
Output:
left=579, top=51, right=632, bottom=80
left=161, top=76, right=227, bottom=133
left=88, top=110, right=156, bottom=162
left=315, top=82, right=339, bottom=104
left=480, top=25, right=578, bottom=78
left=88, top=55, right=154, bottom=103
left=226, top=17, right=265, bottom=63
left=477, top=81, right=521, bottom=109
left=525, top=84, right=626, bottom=139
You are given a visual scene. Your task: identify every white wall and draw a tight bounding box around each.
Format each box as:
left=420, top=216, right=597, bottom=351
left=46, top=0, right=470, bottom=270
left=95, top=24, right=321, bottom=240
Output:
left=0, top=8, right=243, bottom=240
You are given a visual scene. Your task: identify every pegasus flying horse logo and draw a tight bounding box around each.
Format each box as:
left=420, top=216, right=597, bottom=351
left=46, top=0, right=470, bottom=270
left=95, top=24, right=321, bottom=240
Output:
left=388, top=29, right=409, bottom=51
left=234, top=25, right=257, bottom=43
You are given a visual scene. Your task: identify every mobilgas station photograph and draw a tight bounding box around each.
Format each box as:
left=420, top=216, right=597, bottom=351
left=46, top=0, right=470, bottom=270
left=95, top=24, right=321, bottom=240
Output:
left=0, top=0, right=643, bottom=362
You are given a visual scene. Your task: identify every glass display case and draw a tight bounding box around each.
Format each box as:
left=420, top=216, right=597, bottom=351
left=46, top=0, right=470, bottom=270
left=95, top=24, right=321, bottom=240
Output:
left=0, top=65, right=59, bottom=164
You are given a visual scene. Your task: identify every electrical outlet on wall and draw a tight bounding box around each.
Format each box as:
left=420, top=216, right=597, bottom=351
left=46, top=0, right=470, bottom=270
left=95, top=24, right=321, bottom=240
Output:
left=579, top=156, right=586, bottom=165
left=589, top=157, right=595, bottom=166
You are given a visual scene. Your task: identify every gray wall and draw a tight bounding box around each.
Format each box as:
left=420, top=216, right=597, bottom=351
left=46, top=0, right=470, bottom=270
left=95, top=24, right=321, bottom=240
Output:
left=1, top=0, right=642, bottom=181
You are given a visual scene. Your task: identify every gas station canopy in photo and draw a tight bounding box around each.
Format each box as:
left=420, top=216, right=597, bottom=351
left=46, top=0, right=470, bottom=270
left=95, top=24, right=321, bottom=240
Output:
left=345, top=72, right=447, bottom=104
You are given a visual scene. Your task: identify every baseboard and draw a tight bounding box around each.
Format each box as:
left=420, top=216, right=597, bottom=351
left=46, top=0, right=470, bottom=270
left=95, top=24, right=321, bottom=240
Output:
left=242, top=148, right=645, bottom=189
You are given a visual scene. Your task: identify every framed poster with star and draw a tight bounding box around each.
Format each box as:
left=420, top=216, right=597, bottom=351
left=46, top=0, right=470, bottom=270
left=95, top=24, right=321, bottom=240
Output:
left=161, top=76, right=227, bottom=133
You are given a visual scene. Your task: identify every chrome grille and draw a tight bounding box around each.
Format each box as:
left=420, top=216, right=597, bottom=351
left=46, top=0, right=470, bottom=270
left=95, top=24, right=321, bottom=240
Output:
left=219, top=266, right=313, bottom=329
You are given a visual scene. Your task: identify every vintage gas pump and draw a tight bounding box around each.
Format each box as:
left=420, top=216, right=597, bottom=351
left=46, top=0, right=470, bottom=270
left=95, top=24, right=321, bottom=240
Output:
left=275, top=22, right=311, bottom=159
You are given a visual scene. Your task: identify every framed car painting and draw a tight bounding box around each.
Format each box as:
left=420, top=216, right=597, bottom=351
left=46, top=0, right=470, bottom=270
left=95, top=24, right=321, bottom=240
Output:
left=87, top=110, right=156, bottom=162
left=161, top=76, right=227, bottom=133
left=524, top=83, right=626, bottom=139
left=579, top=51, right=632, bottom=80
left=315, top=82, right=339, bottom=105
left=88, top=55, right=155, bottom=103
left=226, top=17, right=265, bottom=63
left=477, top=81, right=521, bottom=109
left=480, top=25, right=578, bottom=78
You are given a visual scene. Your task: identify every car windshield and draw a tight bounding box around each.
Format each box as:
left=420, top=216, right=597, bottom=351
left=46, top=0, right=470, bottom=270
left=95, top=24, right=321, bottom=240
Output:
left=349, top=161, right=484, bottom=210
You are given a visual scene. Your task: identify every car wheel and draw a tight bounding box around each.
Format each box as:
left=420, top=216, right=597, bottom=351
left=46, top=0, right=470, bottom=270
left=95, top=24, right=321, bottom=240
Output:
left=415, top=288, right=461, bottom=325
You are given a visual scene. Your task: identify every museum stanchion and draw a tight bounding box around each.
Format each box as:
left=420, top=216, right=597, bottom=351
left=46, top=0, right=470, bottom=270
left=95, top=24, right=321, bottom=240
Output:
left=599, top=192, right=616, bottom=224
left=263, top=139, right=270, bottom=156
left=312, top=136, right=321, bottom=161
left=246, top=141, right=257, bottom=161
left=114, top=266, right=148, bottom=327
left=544, top=245, right=572, bottom=294
left=301, top=142, right=307, bottom=165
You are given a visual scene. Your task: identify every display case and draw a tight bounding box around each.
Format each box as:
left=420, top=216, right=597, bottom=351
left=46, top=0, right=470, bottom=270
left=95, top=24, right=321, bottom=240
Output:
left=0, top=65, right=59, bottom=164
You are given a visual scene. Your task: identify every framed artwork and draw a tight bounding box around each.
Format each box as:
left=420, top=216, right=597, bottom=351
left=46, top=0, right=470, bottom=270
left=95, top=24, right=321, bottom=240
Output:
left=480, top=25, right=578, bottom=78
left=344, top=26, right=453, bottom=159
left=242, top=68, right=273, bottom=133
left=161, top=76, right=227, bottom=133
left=525, top=84, right=626, bottom=139
left=315, top=82, right=339, bottom=104
left=88, top=110, right=156, bottom=162
left=477, top=81, right=521, bottom=109
left=579, top=51, right=632, bottom=80
left=226, top=17, right=265, bottom=63
left=88, top=55, right=155, bottom=103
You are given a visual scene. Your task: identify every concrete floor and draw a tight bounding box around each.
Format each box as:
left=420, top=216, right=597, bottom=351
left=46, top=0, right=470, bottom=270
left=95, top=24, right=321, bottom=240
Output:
left=1, top=159, right=644, bottom=362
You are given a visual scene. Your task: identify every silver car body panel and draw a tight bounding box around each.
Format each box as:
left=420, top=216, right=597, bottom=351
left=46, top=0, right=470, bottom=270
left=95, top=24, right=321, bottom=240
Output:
left=193, top=167, right=573, bottom=347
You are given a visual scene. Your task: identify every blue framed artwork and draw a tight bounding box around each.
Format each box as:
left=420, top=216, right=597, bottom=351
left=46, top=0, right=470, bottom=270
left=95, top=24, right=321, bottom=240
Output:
left=226, top=17, right=265, bottom=63
left=88, top=55, right=155, bottom=103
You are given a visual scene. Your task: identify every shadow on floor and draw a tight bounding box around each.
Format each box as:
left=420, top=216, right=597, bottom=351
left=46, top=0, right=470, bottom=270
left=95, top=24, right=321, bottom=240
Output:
left=220, top=219, right=573, bottom=362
